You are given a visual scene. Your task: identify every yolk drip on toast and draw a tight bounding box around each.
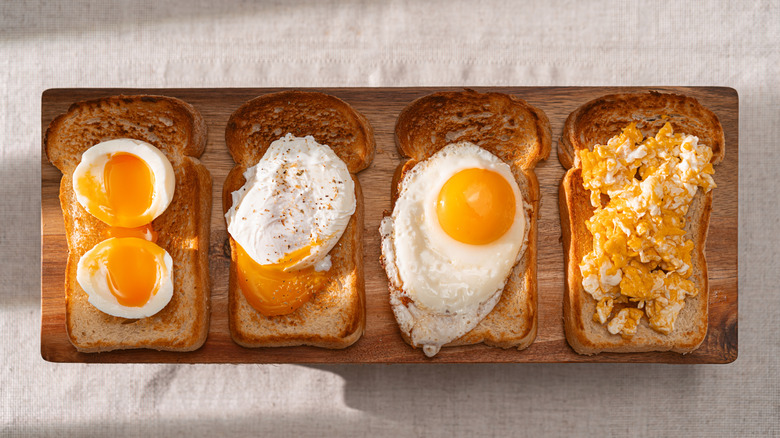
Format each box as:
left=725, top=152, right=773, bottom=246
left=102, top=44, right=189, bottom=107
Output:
left=235, top=242, right=329, bottom=316
left=105, top=223, right=158, bottom=242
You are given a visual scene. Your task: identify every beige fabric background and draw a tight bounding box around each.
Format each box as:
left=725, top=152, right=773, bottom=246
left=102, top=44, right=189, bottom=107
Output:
left=2, top=0, right=778, bottom=436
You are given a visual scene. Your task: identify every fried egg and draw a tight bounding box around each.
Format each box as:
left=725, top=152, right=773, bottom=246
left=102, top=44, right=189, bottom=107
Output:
left=381, top=142, right=527, bottom=356
left=73, top=139, right=176, bottom=318
left=72, top=138, right=175, bottom=228
left=225, top=134, right=356, bottom=316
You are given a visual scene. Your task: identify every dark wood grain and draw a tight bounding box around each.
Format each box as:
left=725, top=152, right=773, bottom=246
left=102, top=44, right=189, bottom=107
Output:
left=41, top=87, right=738, bottom=363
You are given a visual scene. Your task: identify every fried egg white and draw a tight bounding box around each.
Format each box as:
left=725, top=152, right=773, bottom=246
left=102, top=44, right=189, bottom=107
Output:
left=225, top=134, right=356, bottom=316
left=380, top=142, right=527, bottom=356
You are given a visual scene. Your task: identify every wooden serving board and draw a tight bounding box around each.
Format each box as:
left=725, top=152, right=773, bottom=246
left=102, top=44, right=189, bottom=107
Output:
left=41, top=87, right=738, bottom=363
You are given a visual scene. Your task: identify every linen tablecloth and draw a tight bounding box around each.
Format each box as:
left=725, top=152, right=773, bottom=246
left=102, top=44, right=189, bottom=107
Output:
left=2, top=1, right=778, bottom=436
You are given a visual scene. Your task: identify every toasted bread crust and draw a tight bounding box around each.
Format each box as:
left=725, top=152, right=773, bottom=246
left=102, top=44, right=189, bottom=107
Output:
left=224, top=91, right=373, bottom=349
left=396, top=89, right=551, bottom=170
left=226, top=90, right=375, bottom=173
left=560, top=91, right=724, bottom=169
left=45, top=95, right=211, bottom=353
left=559, top=92, right=722, bottom=355
left=386, top=90, right=550, bottom=354
left=46, top=95, right=207, bottom=172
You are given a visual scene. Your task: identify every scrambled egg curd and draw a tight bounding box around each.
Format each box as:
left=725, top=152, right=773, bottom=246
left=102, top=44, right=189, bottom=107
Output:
left=578, top=122, right=715, bottom=337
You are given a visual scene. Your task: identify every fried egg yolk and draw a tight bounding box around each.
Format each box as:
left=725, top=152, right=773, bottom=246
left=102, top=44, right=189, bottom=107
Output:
left=436, top=168, right=516, bottom=245
left=235, top=242, right=329, bottom=316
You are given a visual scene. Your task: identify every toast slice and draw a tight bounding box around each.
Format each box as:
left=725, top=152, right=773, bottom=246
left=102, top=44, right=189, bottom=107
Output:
left=384, top=89, right=551, bottom=355
left=44, top=95, right=211, bottom=352
left=223, top=90, right=375, bottom=348
left=559, top=91, right=725, bottom=354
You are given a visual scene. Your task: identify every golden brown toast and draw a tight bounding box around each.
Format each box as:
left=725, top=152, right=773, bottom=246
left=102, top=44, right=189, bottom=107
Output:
left=559, top=91, right=725, bottom=355
left=384, top=89, right=551, bottom=354
left=44, top=95, right=211, bottom=352
left=223, top=90, right=375, bottom=348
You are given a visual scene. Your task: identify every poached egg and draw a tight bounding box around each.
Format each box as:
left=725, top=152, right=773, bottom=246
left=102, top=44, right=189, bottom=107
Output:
left=225, top=134, right=356, bottom=316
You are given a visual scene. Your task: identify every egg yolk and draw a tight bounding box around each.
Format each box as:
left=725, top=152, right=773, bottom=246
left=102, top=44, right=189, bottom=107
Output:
left=103, top=238, right=160, bottom=308
left=436, top=168, right=516, bottom=245
left=104, top=152, right=154, bottom=223
left=105, top=224, right=158, bottom=242
left=235, top=243, right=328, bottom=316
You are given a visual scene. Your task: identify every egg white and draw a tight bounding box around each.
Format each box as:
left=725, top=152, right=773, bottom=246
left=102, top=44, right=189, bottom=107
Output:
left=390, top=142, right=526, bottom=313
left=380, top=142, right=528, bottom=356
left=72, top=138, right=175, bottom=228
left=225, top=134, right=355, bottom=271
left=76, top=237, right=174, bottom=319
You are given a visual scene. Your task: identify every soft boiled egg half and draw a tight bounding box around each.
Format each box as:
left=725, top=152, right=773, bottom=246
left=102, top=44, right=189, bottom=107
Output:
left=77, top=237, right=174, bottom=318
left=225, top=134, right=356, bottom=316
left=73, top=138, right=175, bottom=228
left=73, top=139, right=176, bottom=318
left=380, top=142, right=527, bottom=356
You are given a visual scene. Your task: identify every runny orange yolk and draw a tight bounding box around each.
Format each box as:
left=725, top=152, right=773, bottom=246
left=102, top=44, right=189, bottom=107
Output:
left=235, top=243, right=328, bottom=316
left=436, top=168, right=516, bottom=245
left=104, top=152, right=154, bottom=224
left=101, top=153, right=160, bottom=307
left=79, top=152, right=162, bottom=308
left=103, top=238, right=161, bottom=307
left=106, top=223, right=158, bottom=242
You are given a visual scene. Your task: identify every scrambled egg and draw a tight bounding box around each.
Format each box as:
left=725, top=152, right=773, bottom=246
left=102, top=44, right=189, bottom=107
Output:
left=578, top=122, right=715, bottom=337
